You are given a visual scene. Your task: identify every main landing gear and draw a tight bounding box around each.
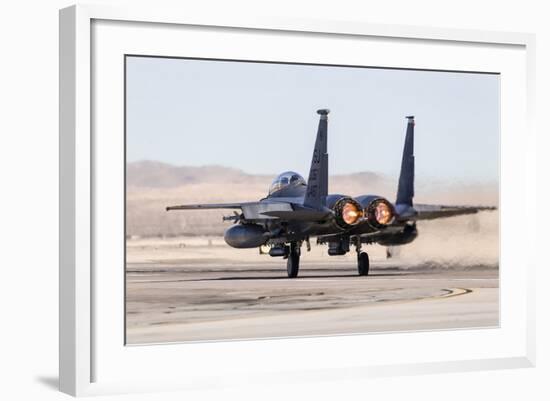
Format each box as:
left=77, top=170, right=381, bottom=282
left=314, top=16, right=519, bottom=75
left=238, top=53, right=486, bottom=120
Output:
left=354, top=238, right=370, bottom=276
left=286, top=241, right=301, bottom=278
left=357, top=252, right=370, bottom=276
left=273, top=238, right=368, bottom=278
left=268, top=241, right=302, bottom=278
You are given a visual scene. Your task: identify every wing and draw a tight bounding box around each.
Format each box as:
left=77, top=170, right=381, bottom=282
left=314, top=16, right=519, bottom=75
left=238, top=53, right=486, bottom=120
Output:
left=412, top=203, right=497, bottom=221
left=166, top=203, right=253, bottom=211
left=167, top=201, right=331, bottom=222
left=166, top=202, right=272, bottom=221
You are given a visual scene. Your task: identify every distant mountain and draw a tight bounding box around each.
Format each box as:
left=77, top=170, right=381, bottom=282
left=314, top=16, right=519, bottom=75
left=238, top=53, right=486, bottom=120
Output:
left=126, top=161, right=387, bottom=189
left=125, top=161, right=498, bottom=237
left=126, top=161, right=270, bottom=188
left=125, top=162, right=392, bottom=237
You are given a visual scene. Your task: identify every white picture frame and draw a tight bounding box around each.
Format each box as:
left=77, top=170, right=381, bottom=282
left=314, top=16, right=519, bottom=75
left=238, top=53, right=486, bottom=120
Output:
left=59, top=4, right=536, bottom=397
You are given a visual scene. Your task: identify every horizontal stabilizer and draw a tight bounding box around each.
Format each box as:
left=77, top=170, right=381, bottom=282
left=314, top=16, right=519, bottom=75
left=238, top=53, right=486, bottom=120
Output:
left=261, top=208, right=332, bottom=221
left=411, top=204, right=497, bottom=220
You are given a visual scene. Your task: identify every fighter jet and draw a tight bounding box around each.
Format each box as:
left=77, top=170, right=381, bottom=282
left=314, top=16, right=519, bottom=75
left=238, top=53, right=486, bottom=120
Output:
left=167, top=109, right=496, bottom=278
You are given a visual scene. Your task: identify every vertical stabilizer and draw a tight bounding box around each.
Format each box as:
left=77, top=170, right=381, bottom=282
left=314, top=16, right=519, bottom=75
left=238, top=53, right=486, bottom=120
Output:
left=304, top=109, right=329, bottom=209
left=396, top=116, right=415, bottom=206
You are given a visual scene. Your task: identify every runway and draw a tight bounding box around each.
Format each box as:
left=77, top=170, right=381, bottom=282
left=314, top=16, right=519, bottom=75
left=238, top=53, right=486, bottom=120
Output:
left=125, top=258, right=499, bottom=344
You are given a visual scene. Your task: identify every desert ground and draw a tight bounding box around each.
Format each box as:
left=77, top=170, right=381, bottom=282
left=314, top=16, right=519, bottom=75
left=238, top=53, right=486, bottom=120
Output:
left=125, top=213, right=498, bottom=344
left=125, top=162, right=499, bottom=344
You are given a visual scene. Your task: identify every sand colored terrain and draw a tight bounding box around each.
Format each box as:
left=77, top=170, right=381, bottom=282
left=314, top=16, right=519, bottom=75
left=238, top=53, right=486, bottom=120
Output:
left=126, top=161, right=498, bottom=238
left=127, top=211, right=498, bottom=269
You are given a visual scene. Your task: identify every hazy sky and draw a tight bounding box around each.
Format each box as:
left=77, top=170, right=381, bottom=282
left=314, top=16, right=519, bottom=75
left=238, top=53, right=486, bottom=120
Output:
left=126, top=56, right=499, bottom=183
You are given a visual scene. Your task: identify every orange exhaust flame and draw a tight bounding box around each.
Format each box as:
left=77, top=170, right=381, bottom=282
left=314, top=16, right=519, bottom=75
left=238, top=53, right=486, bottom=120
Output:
left=375, top=202, right=393, bottom=225
left=342, top=202, right=362, bottom=225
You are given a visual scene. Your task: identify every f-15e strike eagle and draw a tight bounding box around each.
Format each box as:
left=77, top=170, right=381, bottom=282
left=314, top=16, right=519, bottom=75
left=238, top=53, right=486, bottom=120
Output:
left=167, top=110, right=495, bottom=278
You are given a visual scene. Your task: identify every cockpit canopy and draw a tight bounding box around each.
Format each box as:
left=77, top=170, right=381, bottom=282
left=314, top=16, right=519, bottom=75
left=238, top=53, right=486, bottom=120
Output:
left=268, top=171, right=306, bottom=195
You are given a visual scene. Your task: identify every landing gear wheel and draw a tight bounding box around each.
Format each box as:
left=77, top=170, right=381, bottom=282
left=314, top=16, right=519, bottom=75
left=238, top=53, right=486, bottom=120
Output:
left=358, top=252, right=370, bottom=276
left=286, top=242, right=300, bottom=278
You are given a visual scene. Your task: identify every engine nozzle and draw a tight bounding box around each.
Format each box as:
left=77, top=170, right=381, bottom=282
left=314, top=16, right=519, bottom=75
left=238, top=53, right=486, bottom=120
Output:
left=333, top=197, right=363, bottom=229
left=364, top=198, right=395, bottom=229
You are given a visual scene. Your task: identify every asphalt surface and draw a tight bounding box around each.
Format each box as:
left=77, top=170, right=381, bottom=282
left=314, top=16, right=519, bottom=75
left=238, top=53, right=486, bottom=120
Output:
left=125, top=261, right=499, bottom=344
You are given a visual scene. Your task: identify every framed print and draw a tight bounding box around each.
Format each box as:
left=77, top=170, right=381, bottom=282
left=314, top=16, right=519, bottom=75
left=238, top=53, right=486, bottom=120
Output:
left=59, top=4, right=536, bottom=396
